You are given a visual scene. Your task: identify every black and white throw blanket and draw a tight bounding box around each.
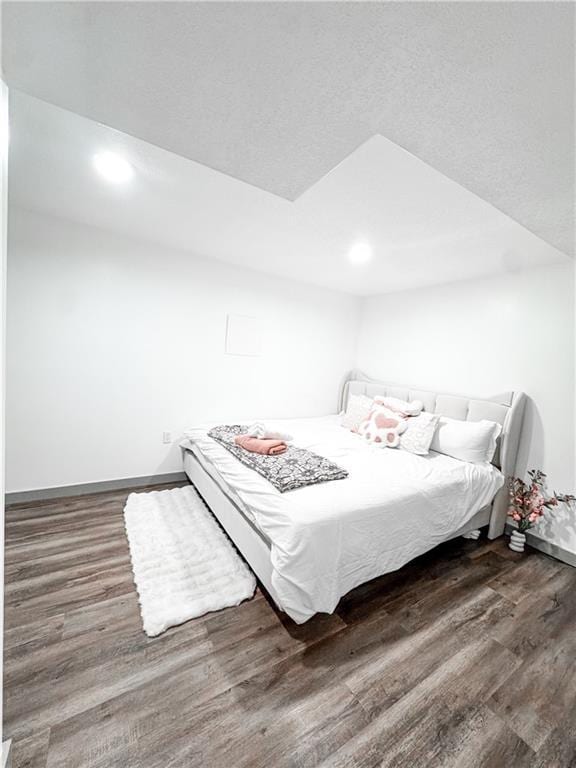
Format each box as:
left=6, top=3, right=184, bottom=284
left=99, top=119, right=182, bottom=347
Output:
left=208, top=425, right=348, bottom=493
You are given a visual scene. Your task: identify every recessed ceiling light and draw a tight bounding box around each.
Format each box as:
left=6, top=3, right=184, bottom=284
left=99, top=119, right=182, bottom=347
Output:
left=93, top=151, right=134, bottom=184
left=348, top=242, right=373, bottom=265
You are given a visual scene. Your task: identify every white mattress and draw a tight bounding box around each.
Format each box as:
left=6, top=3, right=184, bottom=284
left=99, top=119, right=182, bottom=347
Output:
left=183, top=415, right=504, bottom=623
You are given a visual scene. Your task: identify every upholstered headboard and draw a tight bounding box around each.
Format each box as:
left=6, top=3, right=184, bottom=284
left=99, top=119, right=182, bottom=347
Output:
left=340, top=371, right=526, bottom=538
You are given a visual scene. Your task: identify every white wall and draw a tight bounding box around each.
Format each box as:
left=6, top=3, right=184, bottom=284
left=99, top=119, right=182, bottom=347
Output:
left=357, top=262, right=576, bottom=553
left=7, top=206, right=575, bottom=557
left=0, top=77, right=8, bottom=755
left=6, top=207, right=359, bottom=492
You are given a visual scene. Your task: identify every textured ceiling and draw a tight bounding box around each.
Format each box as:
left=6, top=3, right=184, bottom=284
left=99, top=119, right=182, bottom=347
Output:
left=9, top=92, right=567, bottom=296
left=3, top=2, right=574, bottom=257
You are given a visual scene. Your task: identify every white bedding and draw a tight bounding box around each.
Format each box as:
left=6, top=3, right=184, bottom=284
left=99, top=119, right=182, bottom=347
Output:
left=183, top=415, right=504, bottom=623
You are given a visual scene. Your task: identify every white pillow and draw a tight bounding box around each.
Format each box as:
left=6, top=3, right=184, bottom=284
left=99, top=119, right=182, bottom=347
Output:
left=341, top=394, right=373, bottom=432
left=430, top=417, right=502, bottom=463
left=374, top=396, right=423, bottom=416
left=399, top=412, right=440, bottom=455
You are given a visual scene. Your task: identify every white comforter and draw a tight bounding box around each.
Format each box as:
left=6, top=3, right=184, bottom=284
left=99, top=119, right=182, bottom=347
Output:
left=183, top=415, right=504, bottom=623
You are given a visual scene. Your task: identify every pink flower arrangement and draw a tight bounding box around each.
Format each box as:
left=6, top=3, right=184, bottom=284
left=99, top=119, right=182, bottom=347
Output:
left=508, top=469, right=575, bottom=533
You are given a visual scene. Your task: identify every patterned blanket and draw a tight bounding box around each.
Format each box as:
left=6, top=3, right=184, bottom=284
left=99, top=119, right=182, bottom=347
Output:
left=208, top=425, right=348, bottom=493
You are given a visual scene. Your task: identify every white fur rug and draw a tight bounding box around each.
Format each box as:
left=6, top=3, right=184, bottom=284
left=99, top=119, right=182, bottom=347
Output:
left=123, top=485, right=256, bottom=636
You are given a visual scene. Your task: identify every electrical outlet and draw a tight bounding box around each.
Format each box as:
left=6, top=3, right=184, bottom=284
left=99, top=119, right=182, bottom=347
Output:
left=162, top=431, right=172, bottom=444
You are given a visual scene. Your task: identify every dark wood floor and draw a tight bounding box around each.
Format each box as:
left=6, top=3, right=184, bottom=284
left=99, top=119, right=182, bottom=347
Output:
left=4, top=482, right=576, bottom=768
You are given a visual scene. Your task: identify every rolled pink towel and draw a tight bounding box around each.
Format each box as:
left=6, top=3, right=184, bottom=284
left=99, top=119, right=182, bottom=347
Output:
left=234, top=435, right=287, bottom=456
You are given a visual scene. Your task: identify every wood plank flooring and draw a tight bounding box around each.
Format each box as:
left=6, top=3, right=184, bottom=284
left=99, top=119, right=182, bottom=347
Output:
left=4, top=482, right=576, bottom=767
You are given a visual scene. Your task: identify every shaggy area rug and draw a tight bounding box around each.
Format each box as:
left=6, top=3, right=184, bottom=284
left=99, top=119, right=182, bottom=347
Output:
left=123, top=485, right=256, bottom=636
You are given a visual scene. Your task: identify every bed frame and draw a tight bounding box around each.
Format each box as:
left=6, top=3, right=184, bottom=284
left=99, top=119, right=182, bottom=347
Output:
left=183, top=371, right=526, bottom=611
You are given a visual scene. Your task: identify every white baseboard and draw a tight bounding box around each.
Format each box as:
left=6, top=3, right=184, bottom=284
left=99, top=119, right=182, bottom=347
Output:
left=2, top=740, right=11, bottom=768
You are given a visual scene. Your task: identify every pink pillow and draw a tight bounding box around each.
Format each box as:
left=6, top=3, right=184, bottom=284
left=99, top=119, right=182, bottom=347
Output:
left=358, top=404, right=409, bottom=448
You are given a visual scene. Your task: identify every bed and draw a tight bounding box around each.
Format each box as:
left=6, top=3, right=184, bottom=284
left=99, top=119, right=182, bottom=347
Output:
left=181, top=373, right=526, bottom=623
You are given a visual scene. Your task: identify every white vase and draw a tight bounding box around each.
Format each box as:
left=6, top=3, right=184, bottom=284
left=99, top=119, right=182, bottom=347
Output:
left=509, top=530, right=527, bottom=553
